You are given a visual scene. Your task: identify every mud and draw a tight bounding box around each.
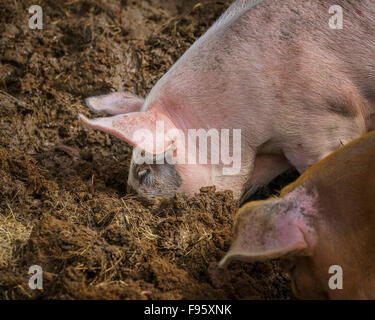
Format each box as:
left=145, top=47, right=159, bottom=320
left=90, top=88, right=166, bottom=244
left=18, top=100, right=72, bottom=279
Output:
left=0, top=0, right=298, bottom=299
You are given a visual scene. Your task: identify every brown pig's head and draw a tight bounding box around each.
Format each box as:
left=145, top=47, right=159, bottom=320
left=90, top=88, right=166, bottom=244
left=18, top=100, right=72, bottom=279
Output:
left=219, top=185, right=329, bottom=299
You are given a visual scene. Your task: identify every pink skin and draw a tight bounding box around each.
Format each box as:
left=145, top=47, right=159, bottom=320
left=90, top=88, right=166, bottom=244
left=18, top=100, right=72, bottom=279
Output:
left=79, top=107, right=176, bottom=155
left=221, top=131, right=375, bottom=299
left=80, top=0, right=375, bottom=202
left=219, top=186, right=319, bottom=267
left=85, top=92, right=144, bottom=115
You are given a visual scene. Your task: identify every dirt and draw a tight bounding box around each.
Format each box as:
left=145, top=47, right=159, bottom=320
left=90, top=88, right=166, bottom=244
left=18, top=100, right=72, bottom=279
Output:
left=0, top=0, right=299, bottom=300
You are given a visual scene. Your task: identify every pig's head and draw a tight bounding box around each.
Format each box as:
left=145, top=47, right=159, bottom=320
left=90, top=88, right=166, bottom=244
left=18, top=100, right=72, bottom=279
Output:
left=79, top=92, right=214, bottom=201
left=219, top=186, right=331, bottom=299
left=126, top=148, right=182, bottom=200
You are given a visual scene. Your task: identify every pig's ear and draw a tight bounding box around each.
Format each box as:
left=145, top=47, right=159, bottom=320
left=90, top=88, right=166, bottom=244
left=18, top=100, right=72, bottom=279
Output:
left=219, top=198, right=311, bottom=268
left=79, top=109, right=177, bottom=155
left=85, top=92, right=144, bottom=115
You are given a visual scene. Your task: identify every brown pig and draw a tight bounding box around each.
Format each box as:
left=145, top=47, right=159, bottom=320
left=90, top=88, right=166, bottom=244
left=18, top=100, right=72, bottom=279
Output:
left=220, top=130, right=375, bottom=299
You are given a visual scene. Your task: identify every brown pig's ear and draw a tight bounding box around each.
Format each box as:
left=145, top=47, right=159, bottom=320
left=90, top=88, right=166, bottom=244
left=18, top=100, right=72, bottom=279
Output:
left=79, top=108, right=177, bottom=155
left=85, top=92, right=144, bottom=115
left=219, top=198, right=311, bottom=268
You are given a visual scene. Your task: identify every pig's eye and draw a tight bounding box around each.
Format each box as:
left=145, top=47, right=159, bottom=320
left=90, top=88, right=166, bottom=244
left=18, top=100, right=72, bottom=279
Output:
left=137, top=168, right=151, bottom=184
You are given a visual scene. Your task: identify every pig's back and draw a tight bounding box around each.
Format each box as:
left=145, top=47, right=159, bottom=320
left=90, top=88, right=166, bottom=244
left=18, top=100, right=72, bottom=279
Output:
left=144, top=0, right=375, bottom=146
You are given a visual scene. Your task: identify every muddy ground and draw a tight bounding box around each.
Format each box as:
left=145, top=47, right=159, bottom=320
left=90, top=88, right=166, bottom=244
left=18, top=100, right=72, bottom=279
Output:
left=0, top=0, right=299, bottom=299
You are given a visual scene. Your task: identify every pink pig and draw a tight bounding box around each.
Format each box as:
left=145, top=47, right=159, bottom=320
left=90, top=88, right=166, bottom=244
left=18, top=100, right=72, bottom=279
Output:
left=80, top=0, right=375, bottom=203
